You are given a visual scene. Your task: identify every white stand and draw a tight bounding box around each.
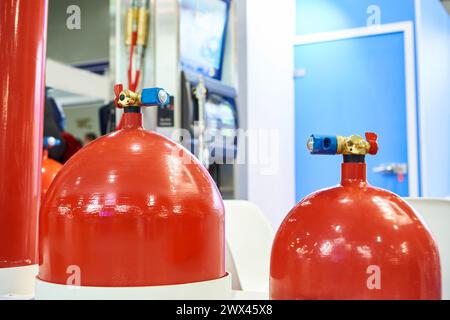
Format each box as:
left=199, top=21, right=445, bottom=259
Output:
left=0, top=265, right=38, bottom=297
left=35, top=273, right=232, bottom=300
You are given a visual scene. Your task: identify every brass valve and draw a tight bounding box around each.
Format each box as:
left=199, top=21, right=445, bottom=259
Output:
left=336, top=135, right=372, bottom=155
left=117, top=89, right=141, bottom=108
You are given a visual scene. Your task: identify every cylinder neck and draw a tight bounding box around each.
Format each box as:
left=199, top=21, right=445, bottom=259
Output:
left=121, top=109, right=143, bottom=129
left=341, top=162, right=367, bottom=185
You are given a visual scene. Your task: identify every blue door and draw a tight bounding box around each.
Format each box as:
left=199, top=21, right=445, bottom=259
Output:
left=295, top=32, right=416, bottom=201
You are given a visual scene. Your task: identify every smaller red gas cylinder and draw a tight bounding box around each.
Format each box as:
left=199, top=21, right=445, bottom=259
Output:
left=270, top=133, right=441, bottom=300
left=41, top=137, right=63, bottom=202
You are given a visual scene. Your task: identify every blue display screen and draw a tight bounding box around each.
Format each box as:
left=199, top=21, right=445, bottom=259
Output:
left=180, top=0, right=230, bottom=80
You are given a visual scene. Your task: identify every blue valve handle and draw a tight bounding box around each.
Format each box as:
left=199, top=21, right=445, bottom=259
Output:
left=307, top=135, right=338, bottom=155
left=43, top=136, right=61, bottom=149
left=141, top=88, right=170, bottom=106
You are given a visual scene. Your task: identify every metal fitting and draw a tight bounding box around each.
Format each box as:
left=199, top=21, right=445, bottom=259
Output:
left=308, top=132, right=378, bottom=156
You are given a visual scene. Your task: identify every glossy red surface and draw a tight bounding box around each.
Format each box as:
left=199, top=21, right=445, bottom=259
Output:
left=39, top=112, right=225, bottom=286
left=270, top=162, right=441, bottom=300
left=41, top=151, right=63, bottom=202
left=0, top=0, right=48, bottom=268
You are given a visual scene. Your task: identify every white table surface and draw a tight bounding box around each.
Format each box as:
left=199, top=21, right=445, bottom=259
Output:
left=0, top=290, right=268, bottom=300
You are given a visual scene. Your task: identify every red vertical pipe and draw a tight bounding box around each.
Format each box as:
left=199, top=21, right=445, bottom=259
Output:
left=0, top=0, right=48, bottom=269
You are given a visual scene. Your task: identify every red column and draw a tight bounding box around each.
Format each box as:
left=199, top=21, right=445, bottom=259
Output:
left=0, top=0, right=48, bottom=269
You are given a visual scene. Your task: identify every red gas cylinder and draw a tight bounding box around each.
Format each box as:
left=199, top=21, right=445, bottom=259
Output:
left=0, top=0, right=48, bottom=295
left=37, top=85, right=228, bottom=299
left=41, top=137, right=63, bottom=202
left=270, top=133, right=441, bottom=300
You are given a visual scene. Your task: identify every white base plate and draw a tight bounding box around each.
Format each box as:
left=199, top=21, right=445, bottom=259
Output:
left=0, top=265, right=38, bottom=296
left=35, top=273, right=232, bottom=300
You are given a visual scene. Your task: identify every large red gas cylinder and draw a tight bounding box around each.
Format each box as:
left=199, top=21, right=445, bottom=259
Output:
left=0, top=0, right=48, bottom=291
left=41, top=137, right=63, bottom=202
left=38, top=86, right=226, bottom=291
left=270, top=133, right=441, bottom=300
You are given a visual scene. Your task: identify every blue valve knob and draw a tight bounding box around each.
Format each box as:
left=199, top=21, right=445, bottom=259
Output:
left=141, top=88, right=170, bottom=106
left=307, top=135, right=338, bottom=155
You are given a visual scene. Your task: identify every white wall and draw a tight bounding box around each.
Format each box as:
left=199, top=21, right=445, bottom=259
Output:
left=416, top=0, right=450, bottom=196
left=238, top=0, right=296, bottom=227
left=47, top=0, right=110, bottom=64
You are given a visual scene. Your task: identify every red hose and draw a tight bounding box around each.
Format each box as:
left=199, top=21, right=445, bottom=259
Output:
left=127, top=31, right=139, bottom=92
left=117, top=31, right=140, bottom=131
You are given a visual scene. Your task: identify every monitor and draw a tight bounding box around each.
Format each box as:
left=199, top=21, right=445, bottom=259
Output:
left=180, top=0, right=230, bottom=80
